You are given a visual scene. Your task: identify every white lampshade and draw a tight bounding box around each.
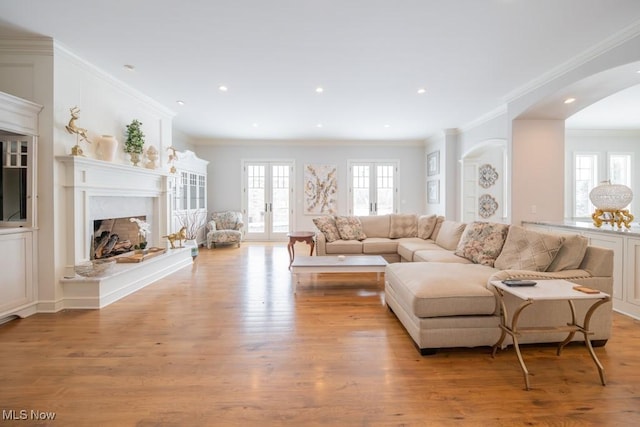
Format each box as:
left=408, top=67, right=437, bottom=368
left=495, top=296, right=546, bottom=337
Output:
left=589, top=181, right=633, bottom=210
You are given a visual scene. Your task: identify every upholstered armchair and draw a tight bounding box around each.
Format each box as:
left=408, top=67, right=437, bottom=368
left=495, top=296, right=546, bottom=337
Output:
left=206, top=211, right=244, bottom=248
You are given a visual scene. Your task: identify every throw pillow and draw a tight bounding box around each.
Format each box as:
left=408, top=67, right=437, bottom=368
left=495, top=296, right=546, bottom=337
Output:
left=434, top=220, right=467, bottom=251
left=417, top=214, right=438, bottom=239
left=430, top=216, right=446, bottom=241
left=454, top=222, right=510, bottom=266
left=312, top=216, right=341, bottom=243
left=494, top=225, right=564, bottom=271
left=389, top=214, right=418, bottom=238
left=546, top=234, right=588, bottom=272
left=335, top=216, right=367, bottom=240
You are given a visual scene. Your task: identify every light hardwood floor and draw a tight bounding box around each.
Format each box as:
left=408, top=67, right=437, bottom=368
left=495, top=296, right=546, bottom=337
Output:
left=1, top=243, right=639, bottom=426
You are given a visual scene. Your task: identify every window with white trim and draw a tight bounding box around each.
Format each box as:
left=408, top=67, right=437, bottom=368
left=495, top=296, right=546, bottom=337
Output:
left=573, top=153, right=598, bottom=218
left=348, top=160, right=398, bottom=215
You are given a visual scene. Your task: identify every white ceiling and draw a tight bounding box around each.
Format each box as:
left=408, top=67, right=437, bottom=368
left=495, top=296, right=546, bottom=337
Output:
left=1, top=0, right=640, bottom=141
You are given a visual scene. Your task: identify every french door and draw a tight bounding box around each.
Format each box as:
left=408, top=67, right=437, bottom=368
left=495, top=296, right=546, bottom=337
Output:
left=242, top=161, right=293, bottom=241
left=348, top=161, right=398, bottom=215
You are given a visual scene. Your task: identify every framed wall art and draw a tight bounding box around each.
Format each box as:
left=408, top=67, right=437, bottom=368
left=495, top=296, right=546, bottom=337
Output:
left=304, top=164, right=337, bottom=215
left=427, top=150, right=440, bottom=176
left=427, top=180, right=439, bottom=204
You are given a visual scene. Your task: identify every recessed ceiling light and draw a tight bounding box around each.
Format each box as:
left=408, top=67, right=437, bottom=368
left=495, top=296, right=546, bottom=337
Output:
left=176, top=100, right=185, bottom=106
left=316, top=123, right=323, bottom=128
left=315, top=86, right=324, bottom=93
left=252, top=123, right=259, bottom=128
left=123, top=64, right=135, bottom=71
left=564, top=97, right=576, bottom=104
left=417, top=88, right=426, bottom=94
left=219, top=85, right=228, bottom=92
left=384, top=124, right=391, bottom=128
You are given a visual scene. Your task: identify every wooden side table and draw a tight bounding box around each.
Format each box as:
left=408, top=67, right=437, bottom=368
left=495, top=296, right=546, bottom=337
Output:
left=287, top=231, right=315, bottom=269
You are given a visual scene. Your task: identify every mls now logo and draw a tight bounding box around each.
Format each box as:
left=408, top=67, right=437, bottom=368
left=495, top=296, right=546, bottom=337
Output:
left=2, top=409, right=56, bottom=421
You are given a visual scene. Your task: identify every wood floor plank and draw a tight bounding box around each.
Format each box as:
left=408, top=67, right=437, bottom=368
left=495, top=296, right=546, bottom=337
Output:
left=1, top=243, right=639, bottom=426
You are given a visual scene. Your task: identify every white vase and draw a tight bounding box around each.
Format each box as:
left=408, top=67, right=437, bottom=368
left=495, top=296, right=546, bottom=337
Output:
left=185, top=239, right=199, bottom=258
left=97, top=135, right=118, bottom=162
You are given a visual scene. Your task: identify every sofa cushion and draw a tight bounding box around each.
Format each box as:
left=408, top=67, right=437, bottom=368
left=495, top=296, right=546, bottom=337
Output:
left=546, top=234, right=589, bottom=272
left=434, top=220, right=466, bottom=251
left=397, top=238, right=440, bottom=261
left=454, top=221, right=510, bottom=267
left=335, top=216, right=367, bottom=240
left=313, top=216, right=341, bottom=243
left=359, top=215, right=390, bottom=238
left=417, top=214, right=438, bottom=239
left=494, top=225, right=564, bottom=272
left=325, top=240, right=364, bottom=254
left=413, top=250, right=473, bottom=263
left=385, top=263, right=497, bottom=317
left=389, top=214, right=418, bottom=238
left=363, top=238, right=399, bottom=254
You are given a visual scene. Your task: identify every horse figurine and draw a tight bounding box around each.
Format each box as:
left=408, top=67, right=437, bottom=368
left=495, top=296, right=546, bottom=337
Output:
left=164, top=227, right=187, bottom=249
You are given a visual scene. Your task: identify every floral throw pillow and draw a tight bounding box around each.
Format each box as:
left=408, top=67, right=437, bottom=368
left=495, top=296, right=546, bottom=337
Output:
left=312, top=216, right=341, bottom=243
left=335, top=216, right=367, bottom=240
left=454, top=222, right=510, bottom=266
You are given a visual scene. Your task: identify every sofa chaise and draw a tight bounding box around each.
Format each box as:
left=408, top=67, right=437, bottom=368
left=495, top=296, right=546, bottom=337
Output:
left=313, top=214, right=613, bottom=355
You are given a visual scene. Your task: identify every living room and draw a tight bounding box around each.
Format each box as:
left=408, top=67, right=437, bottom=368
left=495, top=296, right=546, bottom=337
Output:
left=2, top=1, right=640, bottom=425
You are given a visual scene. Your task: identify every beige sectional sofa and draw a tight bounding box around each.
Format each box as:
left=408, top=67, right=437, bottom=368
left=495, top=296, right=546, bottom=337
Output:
left=313, top=214, right=614, bottom=355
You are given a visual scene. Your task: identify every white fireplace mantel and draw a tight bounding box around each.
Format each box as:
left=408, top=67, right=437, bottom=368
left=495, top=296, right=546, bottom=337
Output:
left=56, top=155, right=192, bottom=309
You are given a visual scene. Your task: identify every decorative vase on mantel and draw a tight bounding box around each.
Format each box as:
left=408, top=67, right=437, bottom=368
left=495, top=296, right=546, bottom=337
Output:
left=97, top=135, right=119, bottom=162
left=129, top=152, right=142, bottom=167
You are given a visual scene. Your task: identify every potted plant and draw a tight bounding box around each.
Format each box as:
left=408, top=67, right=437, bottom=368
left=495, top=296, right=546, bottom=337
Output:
left=124, top=119, right=145, bottom=166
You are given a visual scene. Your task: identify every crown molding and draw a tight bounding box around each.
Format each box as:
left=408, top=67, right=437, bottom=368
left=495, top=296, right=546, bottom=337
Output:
left=459, top=105, right=508, bottom=134
left=0, top=37, right=53, bottom=55
left=503, top=19, right=640, bottom=104
left=53, top=41, right=176, bottom=119
left=194, top=138, right=425, bottom=147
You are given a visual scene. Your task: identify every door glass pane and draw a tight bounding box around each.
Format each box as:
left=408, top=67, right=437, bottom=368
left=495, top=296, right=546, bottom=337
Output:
left=271, top=165, right=289, bottom=233
left=376, top=165, right=394, bottom=215
left=247, top=165, right=265, bottom=233
left=352, top=165, right=370, bottom=216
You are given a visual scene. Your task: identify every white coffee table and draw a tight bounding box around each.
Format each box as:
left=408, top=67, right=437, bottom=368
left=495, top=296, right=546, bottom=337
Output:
left=490, top=279, right=610, bottom=390
left=290, top=255, right=388, bottom=293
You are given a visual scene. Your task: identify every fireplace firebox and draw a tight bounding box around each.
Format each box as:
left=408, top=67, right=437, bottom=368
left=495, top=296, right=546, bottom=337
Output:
left=92, top=215, right=146, bottom=259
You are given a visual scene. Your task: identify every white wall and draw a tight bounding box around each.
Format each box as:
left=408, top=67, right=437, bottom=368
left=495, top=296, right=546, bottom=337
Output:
left=195, top=140, right=426, bottom=232
left=565, top=129, right=640, bottom=218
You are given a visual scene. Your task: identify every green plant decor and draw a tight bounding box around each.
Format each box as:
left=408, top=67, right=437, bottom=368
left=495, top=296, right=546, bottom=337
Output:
left=124, top=119, right=145, bottom=154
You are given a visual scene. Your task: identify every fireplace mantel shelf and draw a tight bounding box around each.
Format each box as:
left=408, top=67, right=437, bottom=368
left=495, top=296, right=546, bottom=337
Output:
left=56, top=155, right=170, bottom=177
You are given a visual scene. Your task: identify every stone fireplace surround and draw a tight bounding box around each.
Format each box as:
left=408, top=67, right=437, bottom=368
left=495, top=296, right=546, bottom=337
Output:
left=57, top=156, right=192, bottom=309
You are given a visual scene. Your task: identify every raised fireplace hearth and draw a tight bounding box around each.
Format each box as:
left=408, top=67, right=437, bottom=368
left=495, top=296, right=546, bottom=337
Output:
left=57, top=156, right=192, bottom=309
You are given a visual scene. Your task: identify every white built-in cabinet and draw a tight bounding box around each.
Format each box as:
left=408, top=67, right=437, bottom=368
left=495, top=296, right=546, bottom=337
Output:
left=523, top=221, right=640, bottom=320
left=0, top=91, right=42, bottom=321
left=171, top=150, right=209, bottom=245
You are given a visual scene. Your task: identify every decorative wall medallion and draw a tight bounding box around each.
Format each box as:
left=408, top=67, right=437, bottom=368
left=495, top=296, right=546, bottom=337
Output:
left=478, top=164, right=498, bottom=188
left=478, top=194, right=498, bottom=218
